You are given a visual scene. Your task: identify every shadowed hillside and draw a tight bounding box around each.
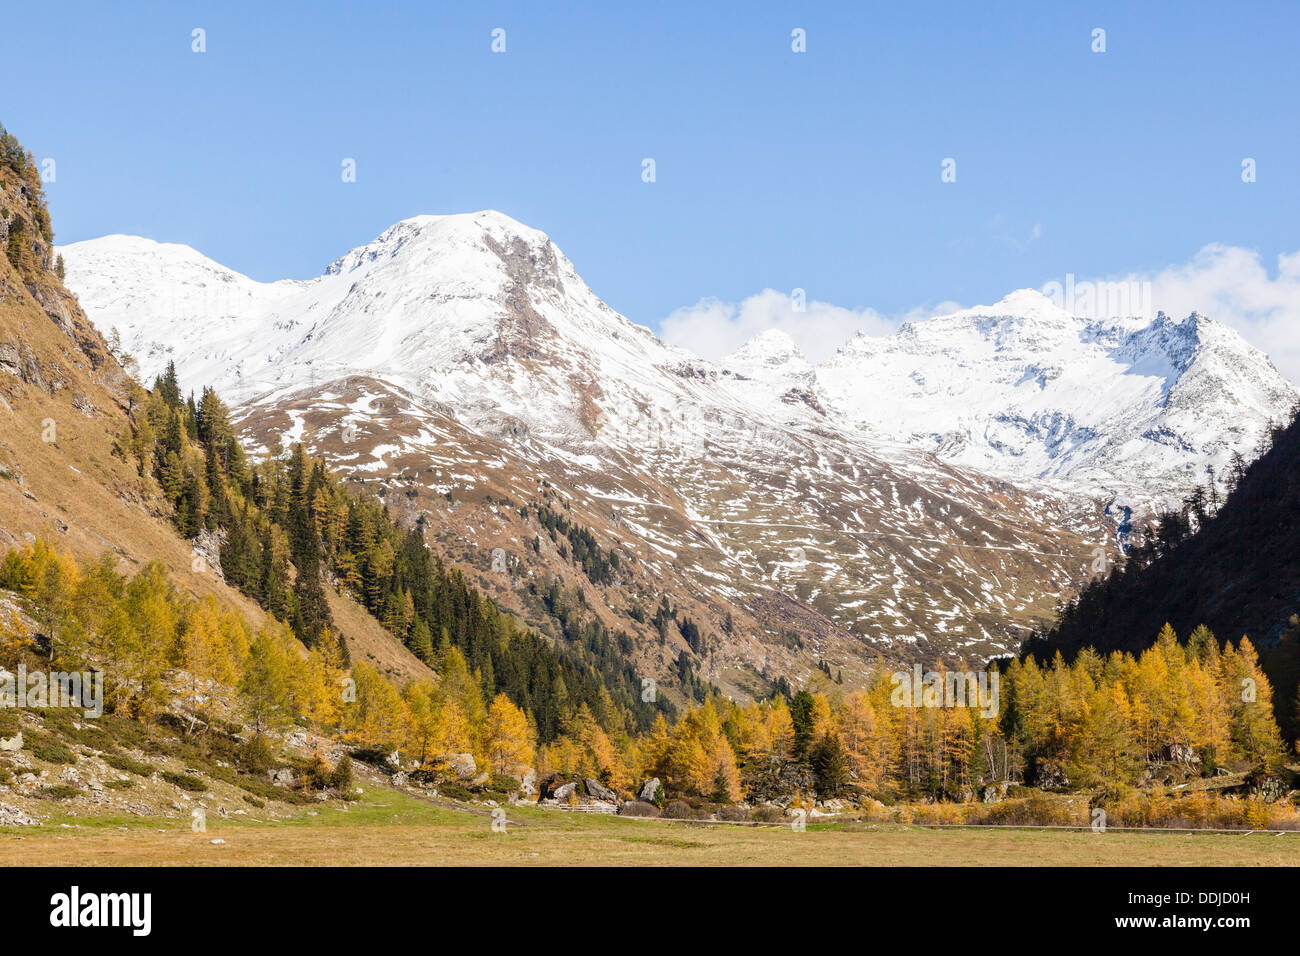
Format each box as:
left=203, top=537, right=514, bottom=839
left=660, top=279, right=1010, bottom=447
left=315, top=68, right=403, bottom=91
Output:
left=1027, top=407, right=1300, bottom=734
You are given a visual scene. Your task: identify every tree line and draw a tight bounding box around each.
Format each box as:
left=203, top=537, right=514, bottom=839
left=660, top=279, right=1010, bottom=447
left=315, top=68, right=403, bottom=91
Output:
left=0, top=539, right=537, bottom=778
left=526, top=620, right=1293, bottom=805
left=3, top=538, right=1292, bottom=806
left=114, top=363, right=664, bottom=744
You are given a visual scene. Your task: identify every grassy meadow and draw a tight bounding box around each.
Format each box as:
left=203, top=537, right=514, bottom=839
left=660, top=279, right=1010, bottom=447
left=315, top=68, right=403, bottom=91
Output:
left=3, top=787, right=1298, bottom=866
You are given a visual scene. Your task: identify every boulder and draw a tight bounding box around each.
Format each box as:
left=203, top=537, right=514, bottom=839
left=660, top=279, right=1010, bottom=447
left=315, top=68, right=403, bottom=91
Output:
left=391, top=771, right=408, bottom=788
left=0, top=344, right=21, bottom=378
left=441, top=753, right=477, bottom=780
left=269, top=767, right=297, bottom=787
left=1246, top=768, right=1288, bottom=803
left=584, top=777, right=617, bottom=802
left=1034, top=763, right=1069, bottom=790
left=0, top=732, right=22, bottom=752
left=638, top=777, right=661, bottom=803
left=520, top=768, right=538, bottom=797
left=0, top=802, right=39, bottom=826
left=552, top=782, right=578, bottom=802
left=538, top=773, right=576, bottom=799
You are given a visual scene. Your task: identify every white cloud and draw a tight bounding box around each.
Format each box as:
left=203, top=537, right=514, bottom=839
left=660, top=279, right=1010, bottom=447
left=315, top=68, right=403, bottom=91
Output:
left=661, top=245, right=1300, bottom=381
left=660, top=289, right=953, bottom=364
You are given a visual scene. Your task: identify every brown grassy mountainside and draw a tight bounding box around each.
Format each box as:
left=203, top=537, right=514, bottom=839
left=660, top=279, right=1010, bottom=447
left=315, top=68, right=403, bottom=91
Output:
left=0, top=143, right=429, bottom=686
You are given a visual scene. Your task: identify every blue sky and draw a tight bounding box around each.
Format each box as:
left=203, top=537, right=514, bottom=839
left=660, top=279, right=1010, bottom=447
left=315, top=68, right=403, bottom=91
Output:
left=7, top=1, right=1300, bottom=365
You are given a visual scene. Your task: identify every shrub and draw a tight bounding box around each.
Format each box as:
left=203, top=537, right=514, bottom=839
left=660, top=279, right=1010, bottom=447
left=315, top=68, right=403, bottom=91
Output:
left=717, top=805, right=751, bottom=822
left=408, top=766, right=440, bottom=785
left=858, top=800, right=893, bottom=823
left=40, top=784, right=80, bottom=800
left=1199, top=745, right=1219, bottom=777
left=750, top=805, right=787, bottom=823
left=303, top=752, right=332, bottom=790
left=972, top=795, right=1080, bottom=827
left=60, top=723, right=115, bottom=752
left=1244, top=799, right=1272, bottom=831
left=440, top=783, right=474, bottom=802
left=329, top=755, right=354, bottom=793
left=349, top=747, right=394, bottom=771
left=30, top=741, right=76, bottom=765
left=619, top=800, right=661, bottom=818
left=103, top=753, right=154, bottom=776
left=663, top=799, right=702, bottom=819
left=142, top=736, right=176, bottom=757
left=219, top=768, right=314, bottom=806
left=104, top=778, right=135, bottom=791
left=237, top=735, right=273, bottom=775
left=162, top=771, right=208, bottom=792
left=912, top=801, right=967, bottom=825
left=200, top=731, right=242, bottom=765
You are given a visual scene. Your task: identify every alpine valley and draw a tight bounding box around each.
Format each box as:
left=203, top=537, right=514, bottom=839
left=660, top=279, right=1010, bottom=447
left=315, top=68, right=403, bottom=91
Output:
left=57, top=212, right=1299, bottom=701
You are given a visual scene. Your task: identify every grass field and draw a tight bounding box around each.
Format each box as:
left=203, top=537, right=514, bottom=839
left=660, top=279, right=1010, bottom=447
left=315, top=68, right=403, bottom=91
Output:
left=3, top=788, right=1298, bottom=866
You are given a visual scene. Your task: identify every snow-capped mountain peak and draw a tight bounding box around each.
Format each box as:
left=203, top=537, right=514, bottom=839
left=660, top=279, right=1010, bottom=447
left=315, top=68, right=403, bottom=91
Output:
left=61, top=210, right=684, bottom=443
left=817, top=294, right=1296, bottom=503
left=965, top=287, right=1074, bottom=321
left=725, top=328, right=809, bottom=373
left=59, top=215, right=1298, bottom=507
left=324, top=210, right=555, bottom=280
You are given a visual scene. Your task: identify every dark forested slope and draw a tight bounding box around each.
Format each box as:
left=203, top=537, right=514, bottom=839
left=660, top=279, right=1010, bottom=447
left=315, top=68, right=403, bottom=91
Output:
left=1028, top=409, right=1300, bottom=733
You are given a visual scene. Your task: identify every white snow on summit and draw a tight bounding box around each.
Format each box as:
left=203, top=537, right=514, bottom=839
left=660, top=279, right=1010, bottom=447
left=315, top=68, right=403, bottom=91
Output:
left=59, top=222, right=1298, bottom=506
left=724, top=328, right=809, bottom=372
left=813, top=289, right=1297, bottom=500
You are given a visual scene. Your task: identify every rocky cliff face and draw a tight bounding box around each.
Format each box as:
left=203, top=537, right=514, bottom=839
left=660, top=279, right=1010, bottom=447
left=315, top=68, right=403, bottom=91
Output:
left=0, top=144, right=119, bottom=410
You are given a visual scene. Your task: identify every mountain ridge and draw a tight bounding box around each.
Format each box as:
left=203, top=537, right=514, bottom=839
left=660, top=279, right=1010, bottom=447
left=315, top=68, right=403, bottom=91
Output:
left=54, top=210, right=1295, bottom=685
left=61, top=217, right=1296, bottom=506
